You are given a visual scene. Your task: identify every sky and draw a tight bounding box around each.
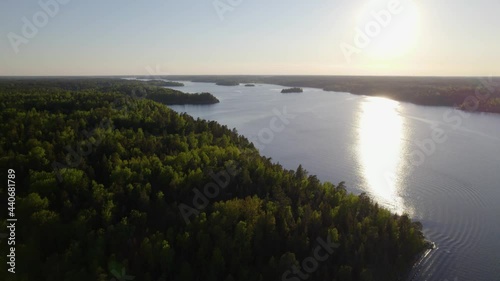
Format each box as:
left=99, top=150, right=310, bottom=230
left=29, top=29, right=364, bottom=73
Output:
left=1, top=0, right=499, bottom=76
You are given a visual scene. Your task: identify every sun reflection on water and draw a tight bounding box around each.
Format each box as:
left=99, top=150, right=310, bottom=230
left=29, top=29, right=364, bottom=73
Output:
left=357, top=96, right=409, bottom=214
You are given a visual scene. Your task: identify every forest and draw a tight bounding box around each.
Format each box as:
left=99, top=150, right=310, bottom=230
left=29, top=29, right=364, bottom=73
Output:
left=0, top=78, right=218, bottom=106
left=0, top=78, right=428, bottom=281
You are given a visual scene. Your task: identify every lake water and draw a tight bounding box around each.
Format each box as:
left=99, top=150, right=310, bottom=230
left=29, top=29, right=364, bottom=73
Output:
left=168, top=81, right=500, bottom=281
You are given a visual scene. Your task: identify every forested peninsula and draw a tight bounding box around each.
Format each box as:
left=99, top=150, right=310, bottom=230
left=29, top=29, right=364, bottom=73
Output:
left=0, top=78, right=218, bottom=106
left=147, top=80, right=185, bottom=87
left=0, top=78, right=427, bottom=281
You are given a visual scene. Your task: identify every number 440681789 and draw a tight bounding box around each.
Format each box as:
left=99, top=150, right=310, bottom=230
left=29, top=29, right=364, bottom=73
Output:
left=7, top=169, right=15, bottom=216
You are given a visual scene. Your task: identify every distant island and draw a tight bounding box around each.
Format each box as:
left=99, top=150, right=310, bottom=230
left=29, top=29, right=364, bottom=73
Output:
left=245, top=84, right=255, bottom=87
left=216, top=81, right=239, bottom=86
left=281, top=87, right=303, bottom=93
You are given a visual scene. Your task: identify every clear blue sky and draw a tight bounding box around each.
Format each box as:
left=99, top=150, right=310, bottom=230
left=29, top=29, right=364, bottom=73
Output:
left=1, top=0, right=499, bottom=76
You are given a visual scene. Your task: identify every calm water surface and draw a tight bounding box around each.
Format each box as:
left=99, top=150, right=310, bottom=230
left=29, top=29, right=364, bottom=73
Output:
left=168, top=81, right=500, bottom=281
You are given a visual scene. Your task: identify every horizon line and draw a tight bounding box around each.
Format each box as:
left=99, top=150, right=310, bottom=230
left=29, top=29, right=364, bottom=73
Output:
left=1, top=74, right=499, bottom=78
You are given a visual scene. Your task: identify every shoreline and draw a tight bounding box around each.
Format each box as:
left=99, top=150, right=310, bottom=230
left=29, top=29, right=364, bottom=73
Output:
left=404, top=241, right=436, bottom=281
left=162, top=75, right=500, bottom=115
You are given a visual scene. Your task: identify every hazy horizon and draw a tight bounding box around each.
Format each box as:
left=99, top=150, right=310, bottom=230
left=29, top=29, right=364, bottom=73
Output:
left=1, top=0, right=499, bottom=76
left=2, top=74, right=500, bottom=78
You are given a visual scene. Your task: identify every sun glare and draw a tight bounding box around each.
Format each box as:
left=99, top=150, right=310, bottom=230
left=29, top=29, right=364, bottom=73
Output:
left=357, top=0, right=420, bottom=60
left=357, top=97, right=409, bottom=214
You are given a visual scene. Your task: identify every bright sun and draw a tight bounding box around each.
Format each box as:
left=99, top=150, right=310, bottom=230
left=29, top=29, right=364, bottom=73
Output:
left=357, top=0, right=420, bottom=60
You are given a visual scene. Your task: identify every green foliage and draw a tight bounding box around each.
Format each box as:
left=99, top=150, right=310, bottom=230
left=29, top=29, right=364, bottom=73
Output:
left=0, top=79, right=427, bottom=281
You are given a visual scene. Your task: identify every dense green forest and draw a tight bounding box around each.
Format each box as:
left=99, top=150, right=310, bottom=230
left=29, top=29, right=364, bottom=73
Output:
left=0, top=78, right=218, bottom=106
left=0, top=79, right=427, bottom=281
left=164, top=75, right=500, bottom=114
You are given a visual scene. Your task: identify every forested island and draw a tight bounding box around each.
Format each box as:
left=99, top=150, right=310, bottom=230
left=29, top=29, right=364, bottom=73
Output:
left=0, top=78, right=428, bottom=281
left=216, top=81, right=240, bottom=86
left=281, top=87, right=304, bottom=93
left=245, top=84, right=256, bottom=87
left=166, top=75, right=500, bottom=114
